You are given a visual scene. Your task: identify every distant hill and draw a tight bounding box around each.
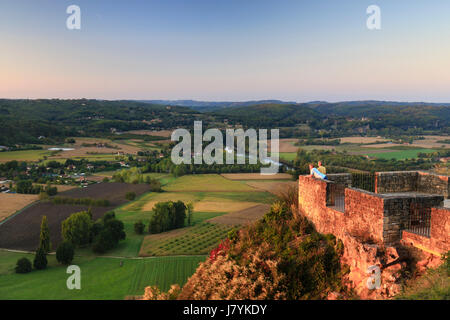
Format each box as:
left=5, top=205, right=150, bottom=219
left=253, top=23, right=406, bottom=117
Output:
left=0, top=99, right=449, bottom=146
left=307, top=101, right=450, bottom=129
left=211, top=103, right=323, bottom=128
left=139, top=100, right=296, bottom=112
left=0, top=99, right=201, bottom=146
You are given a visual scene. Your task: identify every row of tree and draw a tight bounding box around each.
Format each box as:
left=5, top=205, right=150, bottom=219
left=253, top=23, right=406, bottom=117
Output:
left=15, top=216, right=74, bottom=274
left=15, top=210, right=127, bottom=274
left=61, top=210, right=126, bottom=254
left=148, top=201, right=192, bottom=234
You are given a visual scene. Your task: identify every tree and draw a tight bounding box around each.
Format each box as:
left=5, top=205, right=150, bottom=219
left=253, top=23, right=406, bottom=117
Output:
left=16, top=180, right=33, bottom=194
left=126, top=192, right=136, bottom=201
left=105, top=219, right=126, bottom=244
left=92, top=214, right=126, bottom=254
left=33, top=247, right=48, bottom=270
left=45, top=185, right=58, bottom=196
left=186, top=202, right=194, bottom=226
left=92, top=229, right=115, bottom=254
left=61, top=211, right=93, bottom=247
left=39, top=192, right=49, bottom=201
left=39, top=216, right=51, bottom=253
left=15, top=258, right=32, bottom=274
left=173, top=201, right=187, bottom=229
left=134, top=221, right=145, bottom=234
left=148, top=201, right=186, bottom=234
left=173, top=165, right=186, bottom=177
left=56, top=241, right=75, bottom=265
left=102, top=211, right=116, bottom=224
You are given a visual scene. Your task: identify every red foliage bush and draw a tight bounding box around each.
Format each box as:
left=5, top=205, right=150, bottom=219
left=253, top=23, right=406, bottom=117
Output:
left=209, top=239, right=230, bottom=262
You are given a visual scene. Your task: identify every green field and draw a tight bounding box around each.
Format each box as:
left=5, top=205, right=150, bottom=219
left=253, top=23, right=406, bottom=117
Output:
left=277, top=152, right=297, bottom=161
left=0, top=150, right=123, bottom=163
left=0, top=150, right=53, bottom=162
left=140, top=222, right=234, bottom=256
left=0, top=173, right=277, bottom=299
left=141, top=173, right=175, bottom=186
left=294, top=144, right=439, bottom=161
left=76, top=208, right=154, bottom=258
left=163, top=174, right=256, bottom=192
left=366, top=148, right=436, bottom=160
left=68, top=154, right=119, bottom=161
left=117, top=139, right=163, bottom=152
left=0, top=250, right=204, bottom=300
left=122, top=190, right=274, bottom=212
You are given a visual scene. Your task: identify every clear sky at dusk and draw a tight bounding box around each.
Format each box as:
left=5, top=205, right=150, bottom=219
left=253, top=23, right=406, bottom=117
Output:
left=1, top=0, right=449, bottom=102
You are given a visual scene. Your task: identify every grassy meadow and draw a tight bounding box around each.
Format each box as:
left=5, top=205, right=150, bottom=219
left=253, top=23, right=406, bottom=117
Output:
left=0, top=173, right=278, bottom=299
left=0, top=150, right=53, bottom=162
left=365, top=148, right=436, bottom=160
left=0, top=250, right=204, bottom=300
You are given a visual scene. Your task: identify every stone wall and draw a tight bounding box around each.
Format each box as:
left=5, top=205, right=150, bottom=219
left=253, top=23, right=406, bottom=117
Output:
left=298, top=176, right=384, bottom=240
left=402, top=207, right=450, bottom=256
left=375, top=171, right=418, bottom=194
left=298, top=176, right=405, bottom=298
left=375, top=171, right=449, bottom=198
left=298, top=176, right=337, bottom=235
left=345, top=188, right=384, bottom=243
left=383, top=194, right=444, bottom=245
left=298, top=173, right=450, bottom=298
left=417, top=171, right=449, bottom=198
left=327, top=173, right=352, bottom=187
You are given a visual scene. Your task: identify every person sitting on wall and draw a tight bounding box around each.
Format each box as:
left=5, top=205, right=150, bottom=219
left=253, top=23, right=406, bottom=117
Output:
left=318, top=161, right=326, bottom=175
left=309, top=164, right=328, bottom=180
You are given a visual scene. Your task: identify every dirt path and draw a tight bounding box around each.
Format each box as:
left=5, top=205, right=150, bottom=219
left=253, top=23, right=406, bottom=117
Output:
left=0, top=248, right=204, bottom=260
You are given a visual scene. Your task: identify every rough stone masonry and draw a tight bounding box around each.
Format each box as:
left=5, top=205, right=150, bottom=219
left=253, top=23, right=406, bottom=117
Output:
left=298, top=171, right=449, bottom=299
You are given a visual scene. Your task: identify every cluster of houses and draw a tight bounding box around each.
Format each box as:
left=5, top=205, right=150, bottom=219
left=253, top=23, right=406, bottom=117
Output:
left=0, top=178, right=11, bottom=193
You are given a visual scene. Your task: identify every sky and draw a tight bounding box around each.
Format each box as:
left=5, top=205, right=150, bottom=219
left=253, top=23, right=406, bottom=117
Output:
left=0, top=0, right=450, bottom=102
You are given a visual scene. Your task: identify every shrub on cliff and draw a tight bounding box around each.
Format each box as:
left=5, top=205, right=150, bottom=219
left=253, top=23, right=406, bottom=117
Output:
left=142, top=201, right=346, bottom=300
left=142, top=285, right=181, bottom=300
left=178, top=242, right=287, bottom=300
left=396, top=251, right=450, bottom=300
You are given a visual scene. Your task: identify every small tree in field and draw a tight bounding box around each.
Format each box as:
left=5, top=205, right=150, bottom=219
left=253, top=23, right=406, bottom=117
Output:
left=92, top=217, right=126, bottom=254
left=186, top=202, right=194, bottom=226
left=126, top=192, right=136, bottom=201
left=61, top=211, right=93, bottom=247
left=15, top=258, right=32, bottom=274
left=39, top=216, right=51, bottom=253
left=134, top=221, right=145, bottom=234
left=33, top=247, right=47, bottom=270
left=56, top=241, right=75, bottom=265
left=92, top=230, right=115, bottom=254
